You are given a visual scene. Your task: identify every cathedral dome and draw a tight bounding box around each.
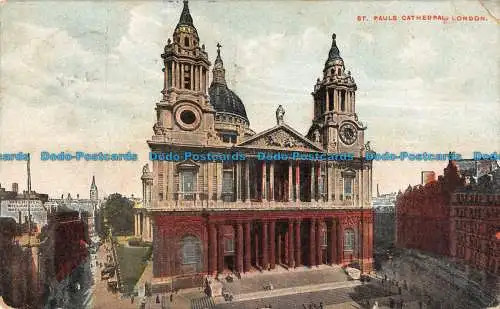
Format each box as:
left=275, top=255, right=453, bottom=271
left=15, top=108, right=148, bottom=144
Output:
left=208, top=44, right=249, bottom=123
left=209, top=84, right=248, bottom=121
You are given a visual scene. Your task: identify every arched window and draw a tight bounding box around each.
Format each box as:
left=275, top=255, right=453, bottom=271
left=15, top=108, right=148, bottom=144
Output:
left=181, top=236, right=201, bottom=265
left=184, top=37, right=190, bottom=47
left=344, top=229, right=355, bottom=251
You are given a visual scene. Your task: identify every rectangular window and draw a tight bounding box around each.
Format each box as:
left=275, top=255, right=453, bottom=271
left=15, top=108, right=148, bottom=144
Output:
left=222, top=171, right=233, bottom=194
left=224, top=238, right=234, bottom=253
left=181, top=170, right=195, bottom=200
left=322, top=231, right=328, bottom=246
left=344, top=178, right=352, bottom=195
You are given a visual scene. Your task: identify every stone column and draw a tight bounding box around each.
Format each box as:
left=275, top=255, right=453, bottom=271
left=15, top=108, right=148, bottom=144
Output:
left=245, top=159, right=250, bottom=201
left=262, top=221, right=269, bottom=270
left=288, top=220, right=295, bottom=267
left=337, top=221, right=343, bottom=264
left=180, top=63, right=185, bottom=89
left=352, top=92, right=355, bottom=112
left=199, top=67, right=202, bottom=92
left=206, top=70, right=209, bottom=93
left=326, top=89, right=330, bottom=112
left=144, top=215, right=148, bottom=239
left=309, top=219, right=316, bottom=266
left=217, top=224, right=224, bottom=273
left=209, top=223, right=217, bottom=275
left=327, top=163, right=333, bottom=202
left=207, top=162, right=213, bottom=202
left=244, top=222, right=251, bottom=272
left=269, top=221, right=276, bottom=269
left=295, top=162, right=300, bottom=202
left=269, top=162, right=274, bottom=202
left=295, top=220, right=301, bottom=266
left=134, top=213, right=139, bottom=236
left=261, top=162, right=267, bottom=201
left=190, top=64, right=194, bottom=91
left=236, top=161, right=242, bottom=202
left=236, top=222, right=244, bottom=273
left=310, top=162, right=316, bottom=202
left=216, top=162, right=223, bottom=202
left=316, top=220, right=323, bottom=266
left=288, top=162, right=293, bottom=202
left=330, top=219, right=337, bottom=264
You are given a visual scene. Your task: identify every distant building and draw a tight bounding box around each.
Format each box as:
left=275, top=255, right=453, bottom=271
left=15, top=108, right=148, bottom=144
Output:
left=44, top=177, right=102, bottom=240
left=0, top=182, right=49, bottom=227
left=372, top=192, right=397, bottom=253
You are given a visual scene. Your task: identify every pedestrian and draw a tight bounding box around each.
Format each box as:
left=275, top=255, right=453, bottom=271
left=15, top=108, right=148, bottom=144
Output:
left=156, top=295, right=160, bottom=303
left=131, top=296, right=134, bottom=304
left=398, top=286, right=402, bottom=295
left=319, top=302, right=324, bottom=309
left=170, top=293, right=173, bottom=302
left=419, top=300, right=422, bottom=309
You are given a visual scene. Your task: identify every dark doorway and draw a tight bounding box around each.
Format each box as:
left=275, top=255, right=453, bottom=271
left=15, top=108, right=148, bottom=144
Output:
left=224, top=255, right=235, bottom=272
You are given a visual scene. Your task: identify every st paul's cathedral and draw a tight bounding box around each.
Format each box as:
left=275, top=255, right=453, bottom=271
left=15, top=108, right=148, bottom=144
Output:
left=140, top=0, right=374, bottom=290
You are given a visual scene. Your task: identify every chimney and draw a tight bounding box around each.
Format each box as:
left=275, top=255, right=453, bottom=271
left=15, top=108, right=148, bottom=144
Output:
left=12, top=183, right=18, bottom=193
left=77, top=194, right=80, bottom=199
left=421, top=171, right=436, bottom=185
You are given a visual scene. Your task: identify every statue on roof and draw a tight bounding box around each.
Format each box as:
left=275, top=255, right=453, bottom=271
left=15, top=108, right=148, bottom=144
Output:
left=276, top=105, right=285, bottom=125
left=142, top=164, right=150, bottom=174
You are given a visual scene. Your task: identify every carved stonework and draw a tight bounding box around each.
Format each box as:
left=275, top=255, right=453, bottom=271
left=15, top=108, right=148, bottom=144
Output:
left=341, top=216, right=360, bottom=226
left=153, top=122, right=166, bottom=136
left=206, top=131, right=220, bottom=144
left=251, top=130, right=307, bottom=148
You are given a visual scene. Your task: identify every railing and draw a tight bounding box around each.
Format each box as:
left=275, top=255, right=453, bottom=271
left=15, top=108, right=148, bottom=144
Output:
left=151, top=199, right=371, bottom=211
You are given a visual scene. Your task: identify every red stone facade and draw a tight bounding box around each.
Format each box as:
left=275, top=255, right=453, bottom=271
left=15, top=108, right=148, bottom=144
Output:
left=450, top=181, right=500, bottom=275
left=396, top=160, right=500, bottom=275
left=153, top=209, right=373, bottom=280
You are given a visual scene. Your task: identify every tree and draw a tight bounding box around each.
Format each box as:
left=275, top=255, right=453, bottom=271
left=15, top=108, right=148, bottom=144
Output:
left=103, top=193, right=134, bottom=236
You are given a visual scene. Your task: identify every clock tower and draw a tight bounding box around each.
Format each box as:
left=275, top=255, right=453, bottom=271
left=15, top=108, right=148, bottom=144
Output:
left=307, top=34, right=366, bottom=157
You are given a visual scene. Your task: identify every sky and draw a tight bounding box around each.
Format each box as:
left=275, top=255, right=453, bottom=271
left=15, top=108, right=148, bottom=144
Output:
left=0, top=0, right=499, bottom=199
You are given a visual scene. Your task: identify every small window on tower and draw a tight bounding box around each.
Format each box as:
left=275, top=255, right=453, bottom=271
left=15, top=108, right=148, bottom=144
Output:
left=337, top=68, right=341, bottom=75
left=184, top=37, right=190, bottom=47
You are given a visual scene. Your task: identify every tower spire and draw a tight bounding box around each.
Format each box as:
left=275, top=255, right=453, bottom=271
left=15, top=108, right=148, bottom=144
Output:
left=326, top=33, right=342, bottom=65
left=212, top=42, right=226, bottom=85
left=177, top=0, right=194, bottom=27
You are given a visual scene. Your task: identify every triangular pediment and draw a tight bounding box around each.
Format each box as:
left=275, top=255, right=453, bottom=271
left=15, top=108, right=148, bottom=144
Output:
left=237, top=124, right=323, bottom=152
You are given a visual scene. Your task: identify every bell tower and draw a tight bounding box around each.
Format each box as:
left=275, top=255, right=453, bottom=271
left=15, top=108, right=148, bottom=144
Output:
left=308, top=33, right=366, bottom=156
left=154, top=0, right=216, bottom=145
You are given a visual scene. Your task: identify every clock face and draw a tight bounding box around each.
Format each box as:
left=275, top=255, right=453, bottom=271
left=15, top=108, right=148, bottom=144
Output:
left=339, top=123, right=357, bottom=145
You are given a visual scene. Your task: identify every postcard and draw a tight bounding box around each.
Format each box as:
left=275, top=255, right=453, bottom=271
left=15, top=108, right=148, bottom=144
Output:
left=0, top=1, right=498, bottom=309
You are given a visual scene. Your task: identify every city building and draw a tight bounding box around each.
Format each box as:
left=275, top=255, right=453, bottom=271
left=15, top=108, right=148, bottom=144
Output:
left=39, top=205, right=90, bottom=309
left=396, top=159, right=499, bottom=274
left=450, top=166, right=500, bottom=275
left=0, top=182, right=49, bottom=227
left=146, top=1, right=374, bottom=290
left=0, top=217, right=41, bottom=308
left=44, top=176, right=102, bottom=241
